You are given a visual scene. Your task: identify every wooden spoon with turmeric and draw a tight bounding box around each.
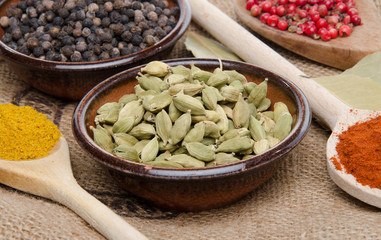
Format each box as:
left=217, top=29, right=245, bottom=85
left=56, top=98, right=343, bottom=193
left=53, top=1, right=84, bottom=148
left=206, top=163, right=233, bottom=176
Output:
left=190, top=0, right=381, bottom=208
left=0, top=137, right=148, bottom=240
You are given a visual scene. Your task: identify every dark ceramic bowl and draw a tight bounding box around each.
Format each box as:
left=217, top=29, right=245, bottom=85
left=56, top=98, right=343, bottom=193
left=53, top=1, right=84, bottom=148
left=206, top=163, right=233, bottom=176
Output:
left=0, top=0, right=190, bottom=100
left=72, top=58, right=311, bottom=211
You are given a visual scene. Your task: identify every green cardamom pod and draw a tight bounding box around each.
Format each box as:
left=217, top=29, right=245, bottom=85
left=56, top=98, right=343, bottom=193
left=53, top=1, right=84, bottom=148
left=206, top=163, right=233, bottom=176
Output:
left=242, top=154, right=255, bottom=160
left=141, top=136, right=159, bottom=162
left=137, top=73, right=163, bottom=93
left=273, top=112, right=293, bottom=141
left=201, top=137, right=216, bottom=146
left=184, top=142, right=215, bottom=162
left=112, top=117, right=135, bottom=133
left=168, top=110, right=191, bottom=145
left=155, top=151, right=172, bottom=162
left=220, top=85, right=240, bottom=102
left=220, top=128, right=250, bottom=142
left=191, top=110, right=220, bottom=123
left=216, top=137, right=252, bottom=152
left=97, top=102, right=120, bottom=115
left=202, top=120, right=221, bottom=139
left=172, top=146, right=187, bottom=155
left=249, top=115, right=266, bottom=141
left=172, top=91, right=206, bottom=115
left=165, top=73, right=187, bottom=86
left=118, top=94, right=138, bottom=105
left=168, top=83, right=205, bottom=96
left=244, top=82, right=257, bottom=95
left=168, top=101, right=182, bottom=122
left=215, top=104, right=229, bottom=134
left=253, top=139, right=270, bottom=155
left=267, top=136, right=280, bottom=148
left=201, top=86, right=218, bottom=110
left=156, top=109, right=172, bottom=145
left=171, top=65, right=191, bottom=77
left=113, top=144, right=140, bottom=162
left=159, top=141, right=178, bottom=152
left=257, top=97, right=271, bottom=112
left=192, top=69, right=213, bottom=82
left=140, top=61, right=170, bottom=77
left=220, top=105, right=233, bottom=119
left=224, top=70, right=248, bottom=84
left=262, top=111, right=274, bottom=120
left=144, top=91, right=172, bottom=112
left=206, top=69, right=229, bottom=87
left=248, top=103, right=257, bottom=118
left=167, top=154, right=205, bottom=168
left=274, top=102, right=290, bottom=122
left=258, top=113, right=276, bottom=133
left=229, top=79, right=245, bottom=93
left=133, top=140, right=151, bottom=155
left=248, top=79, right=268, bottom=107
left=129, top=123, right=156, bottom=140
left=113, top=133, right=139, bottom=147
left=215, top=152, right=240, bottom=165
left=118, top=100, right=144, bottom=125
left=183, top=121, right=205, bottom=144
left=134, top=85, right=145, bottom=96
left=90, top=125, right=114, bottom=153
left=232, top=94, right=250, bottom=128
left=136, top=89, right=158, bottom=99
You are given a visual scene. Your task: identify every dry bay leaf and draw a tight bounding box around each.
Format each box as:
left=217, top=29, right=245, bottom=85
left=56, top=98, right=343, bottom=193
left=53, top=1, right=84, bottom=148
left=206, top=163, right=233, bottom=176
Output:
left=341, top=52, right=381, bottom=86
left=314, top=74, right=381, bottom=111
left=185, top=31, right=242, bottom=61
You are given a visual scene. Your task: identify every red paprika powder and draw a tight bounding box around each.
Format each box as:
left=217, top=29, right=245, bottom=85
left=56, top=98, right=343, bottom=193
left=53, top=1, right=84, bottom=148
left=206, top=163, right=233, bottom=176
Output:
left=331, top=115, right=381, bottom=189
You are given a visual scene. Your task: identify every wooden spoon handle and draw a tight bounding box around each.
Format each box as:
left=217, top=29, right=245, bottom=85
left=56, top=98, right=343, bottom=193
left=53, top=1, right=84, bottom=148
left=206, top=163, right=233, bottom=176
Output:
left=51, top=180, right=148, bottom=240
left=189, top=0, right=350, bottom=130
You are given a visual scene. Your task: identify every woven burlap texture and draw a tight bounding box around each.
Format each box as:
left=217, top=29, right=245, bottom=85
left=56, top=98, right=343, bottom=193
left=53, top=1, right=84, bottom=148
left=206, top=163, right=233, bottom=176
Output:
left=1, top=0, right=380, bottom=239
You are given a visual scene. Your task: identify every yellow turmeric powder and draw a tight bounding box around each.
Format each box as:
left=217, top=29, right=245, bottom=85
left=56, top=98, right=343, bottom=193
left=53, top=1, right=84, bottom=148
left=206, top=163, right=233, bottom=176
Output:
left=0, top=104, right=61, bottom=160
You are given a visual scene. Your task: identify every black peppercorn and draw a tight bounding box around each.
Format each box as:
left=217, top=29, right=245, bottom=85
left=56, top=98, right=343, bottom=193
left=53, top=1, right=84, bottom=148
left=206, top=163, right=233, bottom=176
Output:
left=110, top=47, right=120, bottom=58
left=45, top=10, right=55, bottom=22
left=32, top=46, right=44, bottom=57
left=101, top=17, right=111, bottom=27
left=2, top=33, right=12, bottom=43
left=110, top=11, right=121, bottom=23
left=131, top=34, right=142, bottom=46
left=26, top=37, right=39, bottom=49
left=58, top=8, right=69, bottom=18
left=53, top=16, right=64, bottom=26
left=98, top=51, right=110, bottom=60
left=70, top=51, right=82, bottom=62
left=131, top=1, right=142, bottom=10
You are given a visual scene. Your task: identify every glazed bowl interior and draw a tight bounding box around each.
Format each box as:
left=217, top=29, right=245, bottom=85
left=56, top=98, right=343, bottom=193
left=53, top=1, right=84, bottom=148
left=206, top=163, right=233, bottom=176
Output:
left=0, top=0, right=190, bottom=100
left=73, top=58, right=311, bottom=211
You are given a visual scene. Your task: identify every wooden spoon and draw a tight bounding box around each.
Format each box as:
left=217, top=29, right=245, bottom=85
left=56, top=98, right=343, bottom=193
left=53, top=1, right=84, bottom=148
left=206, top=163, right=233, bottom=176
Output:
left=0, top=137, right=148, bottom=240
left=190, top=0, right=381, bottom=208
left=234, top=0, right=381, bottom=70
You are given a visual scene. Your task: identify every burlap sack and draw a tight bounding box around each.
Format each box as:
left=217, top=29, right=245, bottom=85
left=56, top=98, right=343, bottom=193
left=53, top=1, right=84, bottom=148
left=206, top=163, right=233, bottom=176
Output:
left=1, top=1, right=380, bottom=239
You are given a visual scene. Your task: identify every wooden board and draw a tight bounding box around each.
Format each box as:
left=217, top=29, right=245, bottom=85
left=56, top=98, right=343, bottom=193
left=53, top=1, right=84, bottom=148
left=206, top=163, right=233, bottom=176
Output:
left=234, top=0, right=381, bottom=70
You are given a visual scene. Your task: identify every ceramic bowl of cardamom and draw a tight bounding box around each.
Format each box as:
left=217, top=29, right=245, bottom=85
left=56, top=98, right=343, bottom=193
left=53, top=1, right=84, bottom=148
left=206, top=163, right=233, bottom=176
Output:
left=0, top=0, right=190, bottom=100
left=72, top=58, right=311, bottom=211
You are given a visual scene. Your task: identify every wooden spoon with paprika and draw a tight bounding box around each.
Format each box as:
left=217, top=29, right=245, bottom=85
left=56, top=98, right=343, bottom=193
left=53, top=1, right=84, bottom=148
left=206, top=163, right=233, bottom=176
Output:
left=190, top=0, right=381, bottom=208
left=0, top=137, right=148, bottom=240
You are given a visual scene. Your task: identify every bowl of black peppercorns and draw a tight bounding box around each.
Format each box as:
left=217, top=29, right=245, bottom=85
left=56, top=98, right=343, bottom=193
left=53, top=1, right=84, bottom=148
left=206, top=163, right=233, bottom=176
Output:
left=0, top=0, right=190, bottom=100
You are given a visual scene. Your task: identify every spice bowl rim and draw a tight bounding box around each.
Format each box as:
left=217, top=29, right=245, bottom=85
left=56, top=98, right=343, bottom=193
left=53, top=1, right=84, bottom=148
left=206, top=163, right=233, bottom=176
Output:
left=0, top=0, right=191, bottom=71
left=72, top=58, right=311, bottom=180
